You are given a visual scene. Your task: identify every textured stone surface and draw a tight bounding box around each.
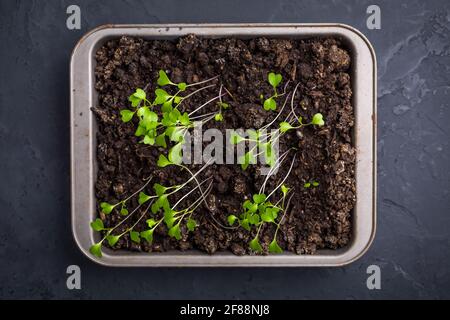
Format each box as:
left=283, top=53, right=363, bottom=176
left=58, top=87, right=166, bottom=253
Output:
left=0, top=0, right=449, bottom=299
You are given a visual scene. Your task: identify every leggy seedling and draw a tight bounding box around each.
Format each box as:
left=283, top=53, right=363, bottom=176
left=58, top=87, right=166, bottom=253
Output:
left=227, top=154, right=297, bottom=253
left=262, top=72, right=284, bottom=111
left=90, top=160, right=213, bottom=258
left=231, top=90, right=325, bottom=171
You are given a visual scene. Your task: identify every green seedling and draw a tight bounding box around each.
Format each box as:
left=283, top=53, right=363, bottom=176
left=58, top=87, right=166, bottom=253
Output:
left=304, top=181, right=319, bottom=188
left=227, top=184, right=292, bottom=254
left=262, top=72, right=283, bottom=111
left=213, top=85, right=230, bottom=122
left=90, top=160, right=213, bottom=258
left=227, top=155, right=297, bottom=254
left=279, top=112, right=325, bottom=133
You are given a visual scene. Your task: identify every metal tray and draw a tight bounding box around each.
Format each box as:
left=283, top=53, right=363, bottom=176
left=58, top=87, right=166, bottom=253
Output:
left=70, top=24, right=377, bottom=267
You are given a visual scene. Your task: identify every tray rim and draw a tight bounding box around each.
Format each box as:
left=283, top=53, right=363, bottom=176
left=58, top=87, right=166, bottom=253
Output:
left=70, top=23, right=377, bottom=267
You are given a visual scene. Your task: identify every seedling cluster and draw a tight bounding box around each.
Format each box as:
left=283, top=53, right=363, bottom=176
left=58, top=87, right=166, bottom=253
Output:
left=90, top=160, right=213, bottom=258
left=120, top=70, right=228, bottom=165
left=92, top=70, right=327, bottom=257
left=227, top=184, right=292, bottom=254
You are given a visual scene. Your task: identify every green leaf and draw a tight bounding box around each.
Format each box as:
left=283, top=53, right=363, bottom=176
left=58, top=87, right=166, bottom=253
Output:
left=261, top=208, right=277, bottom=223
left=120, top=109, right=135, bottom=122
left=164, top=208, right=176, bottom=228
left=157, top=154, right=172, bottom=167
left=143, top=135, right=155, bottom=145
left=179, top=112, right=191, bottom=126
left=230, top=131, right=244, bottom=145
left=135, top=125, right=146, bottom=137
left=312, top=181, right=319, bottom=187
left=155, top=133, right=167, bottom=148
left=187, top=218, right=197, bottom=232
left=130, top=230, right=141, bottom=243
left=157, top=70, right=172, bottom=86
left=153, top=183, right=167, bottom=196
left=269, top=239, right=283, bottom=253
left=281, top=184, right=289, bottom=196
left=161, top=100, right=173, bottom=113
left=279, top=121, right=293, bottom=133
left=90, top=218, right=104, bottom=231
left=154, top=89, right=171, bottom=105
left=153, top=195, right=170, bottom=214
left=243, top=200, right=258, bottom=214
left=268, top=72, right=282, bottom=88
left=253, top=193, right=267, bottom=204
left=134, top=88, right=146, bottom=100
left=100, top=202, right=114, bottom=214
left=138, top=191, right=151, bottom=205
left=129, top=88, right=146, bottom=107
left=311, top=113, right=325, bottom=126
left=263, top=98, right=277, bottom=111
left=169, top=108, right=181, bottom=123
left=146, top=218, right=157, bottom=228
left=165, top=126, right=185, bottom=143
left=239, top=151, right=256, bottom=170
left=218, top=102, right=230, bottom=109
left=227, top=215, right=237, bottom=226
left=304, top=182, right=311, bottom=188
left=174, top=96, right=182, bottom=105
left=140, top=229, right=154, bottom=243
left=120, top=207, right=129, bottom=216
left=89, top=243, right=102, bottom=258
left=249, top=214, right=260, bottom=225
left=214, top=113, right=223, bottom=122
left=168, top=143, right=183, bottom=165
left=129, top=95, right=141, bottom=107
left=139, top=108, right=158, bottom=130
left=249, top=237, right=263, bottom=252
left=106, top=235, right=120, bottom=246
left=177, top=82, right=187, bottom=91
left=168, top=224, right=182, bottom=240
left=240, top=219, right=251, bottom=231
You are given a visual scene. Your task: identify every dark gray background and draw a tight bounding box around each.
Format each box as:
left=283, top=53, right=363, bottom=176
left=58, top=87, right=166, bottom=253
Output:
left=0, top=0, right=449, bottom=299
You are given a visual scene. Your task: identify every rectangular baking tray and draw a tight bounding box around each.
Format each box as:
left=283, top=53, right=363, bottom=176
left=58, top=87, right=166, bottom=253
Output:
left=71, top=23, right=376, bottom=267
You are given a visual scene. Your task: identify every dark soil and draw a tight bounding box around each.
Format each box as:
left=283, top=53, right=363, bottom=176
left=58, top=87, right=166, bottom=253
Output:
left=93, top=34, right=355, bottom=255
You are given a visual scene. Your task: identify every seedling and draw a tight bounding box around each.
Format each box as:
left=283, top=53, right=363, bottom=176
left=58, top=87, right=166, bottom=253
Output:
left=279, top=112, right=325, bottom=133
left=262, top=72, right=284, bottom=111
left=227, top=185, right=293, bottom=254
left=98, top=177, right=153, bottom=216
left=90, top=160, right=213, bottom=258
left=227, top=155, right=297, bottom=254
left=214, top=85, right=230, bottom=122
left=304, top=181, right=319, bottom=188
left=231, top=86, right=324, bottom=171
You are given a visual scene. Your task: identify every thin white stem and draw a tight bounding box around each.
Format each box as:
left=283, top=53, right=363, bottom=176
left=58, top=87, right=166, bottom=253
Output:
left=173, top=177, right=212, bottom=209
left=178, top=84, right=216, bottom=104
left=290, top=82, right=301, bottom=123
left=121, top=176, right=153, bottom=204
left=259, top=150, right=291, bottom=194
left=190, top=111, right=216, bottom=120
left=218, top=84, right=223, bottom=103
left=183, top=181, right=213, bottom=213
left=261, top=92, right=291, bottom=130
left=186, top=75, right=219, bottom=88
left=188, top=93, right=226, bottom=116
left=267, top=154, right=297, bottom=199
